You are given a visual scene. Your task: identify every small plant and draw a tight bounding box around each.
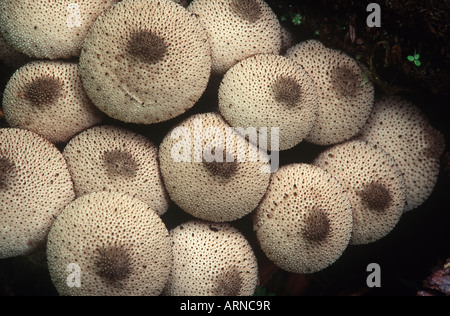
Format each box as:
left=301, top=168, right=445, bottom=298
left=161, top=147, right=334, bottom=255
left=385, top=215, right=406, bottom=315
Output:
left=280, top=12, right=303, bottom=26
left=291, top=13, right=303, bottom=26
left=407, top=51, right=422, bottom=67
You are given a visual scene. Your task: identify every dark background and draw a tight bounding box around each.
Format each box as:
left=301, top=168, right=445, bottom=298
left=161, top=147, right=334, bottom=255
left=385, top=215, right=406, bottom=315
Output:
left=1, top=0, right=449, bottom=296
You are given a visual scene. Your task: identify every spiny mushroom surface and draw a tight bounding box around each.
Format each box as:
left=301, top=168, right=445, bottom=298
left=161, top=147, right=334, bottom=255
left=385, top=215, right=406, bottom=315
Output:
left=219, top=54, right=318, bottom=151
left=280, top=26, right=295, bottom=55
left=0, top=128, right=75, bottom=259
left=356, top=95, right=446, bottom=212
left=0, top=32, right=29, bottom=68
left=253, top=163, right=353, bottom=274
left=285, top=39, right=375, bottom=146
left=79, top=0, right=211, bottom=124
left=313, top=140, right=406, bottom=245
left=2, top=60, right=104, bottom=144
left=46, top=192, right=173, bottom=296
left=159, top=112, right=271, bottom=222
left=188, top=0, right=282, bottom=75
left=164, top=220, right=258, bottom=296
left=63, top=125, right=169, bottom=216
left=0, top=0, right=118, bottom=59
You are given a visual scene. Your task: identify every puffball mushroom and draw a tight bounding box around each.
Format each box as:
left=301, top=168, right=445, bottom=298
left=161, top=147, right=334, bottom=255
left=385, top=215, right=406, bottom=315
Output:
left=79, top=0, right=212, bottom=125
left=63, top=125, right=169, bottom=216
left=313, top=140, right=406, bottom=245
left=159, top=112, right=271, bottom=222
left=46, top=192, right=173, bottom=296
left=253, top=163, right=353, bottom=274
left=356, top=95, right=446, bottom=212
left=188, top=0, right=282, bottom=75
left=0, top=128, right=75, bottom=259
left=0, top=0, right=119, bottom=59
left=0, top=32, right=29, bottom=68
left=164, top=220, right=258, bottom=296
left=219, top=54, right=318, bottom=151
left=2, top=60, right=104, bottom=144
left=286, top=39, right=375, bottom=146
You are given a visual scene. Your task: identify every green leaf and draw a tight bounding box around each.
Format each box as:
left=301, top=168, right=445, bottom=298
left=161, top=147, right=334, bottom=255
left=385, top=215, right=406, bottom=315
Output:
left=415, top=60, right=422, bottom=67
left=407, top=56, right=415, bottom=62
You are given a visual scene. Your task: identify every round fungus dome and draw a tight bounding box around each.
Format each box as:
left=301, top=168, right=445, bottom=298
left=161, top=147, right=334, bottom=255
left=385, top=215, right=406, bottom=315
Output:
left=219, top=54, right=318, bottom=151
left=159, top=112, right=271, bottom=222
left=357, top=95, right=446, bottom=212
left=0, top=128, right=75, bottom=259
left=0, top=32, right=29, bottom=68
left=164, top=220, right=258, bottom=296
left=2, top=60, right=104, bottom=144
left=286, top=39, right=375, bottom=146
left=63, top=125, right=169, bottom=216
left=188, top=0, right=282, bottom=75
left=46, top=192, right=173, bottom=296
left=313, top=140, right=406, bottom=245
left=79, top=0, right=211, bottom=124
left=0, top=0, right=118, bottom=59
left=253, top=163, right=353, bottom=274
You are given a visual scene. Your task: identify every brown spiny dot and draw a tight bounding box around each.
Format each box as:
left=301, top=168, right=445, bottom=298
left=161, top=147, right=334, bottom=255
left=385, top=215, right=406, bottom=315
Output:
left=0, top=157, right=15, bottom=190
left=358, top=181, right=393, bottom=212
left=127, top=30, right=168, bottom=64
left=422, top=125, right=446, bottom=159
left=330, top=65, right=361, bottom=97
left=103, top=150, right=138, bottom=179
left=303, top=207, right=330, bottom=242
left=95, top=245, right=132, bottom=284
left=203, top=148, right=238, bottom=179
left=273, top=76, right=302, bottom=107
left=214, top=267, right=243, bottom=296
left=230, top=0, right=262, bottom=23
left=25, top=76, right=62, bottom=107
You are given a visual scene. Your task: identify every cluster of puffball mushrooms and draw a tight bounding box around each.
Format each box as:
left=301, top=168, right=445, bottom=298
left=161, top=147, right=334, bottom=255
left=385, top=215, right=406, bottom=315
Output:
left=0, top=0, right=446, bottom=296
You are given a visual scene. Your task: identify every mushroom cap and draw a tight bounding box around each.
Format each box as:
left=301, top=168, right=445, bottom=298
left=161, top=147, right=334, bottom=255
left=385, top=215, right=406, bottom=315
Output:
left=46, top=192, right=173, bottom=296
left=0, top=0, right=118, bottom=59
left=313, top=140, right=406, bottom=245
left=2, top=60, right=104, bottom=143
left=0, top=128, right=75, bottom=259
left=188, top=0, right=282, bottom=75
left=0, top=32, right=29, bottom=68
left=219, top=54, right=318, bottom=151
left=79, top=0, right=211, bottom=124
left=63, top=125, right=169, bottom=216
left=159, top=112, right=271, bottom=222
left=285, top=39, right=375, bottom=145
left=356, top=95, right=446, bottom=212
left=164, top=220, right=258, bottom=296
left=253, top=163, right=353, bottom=274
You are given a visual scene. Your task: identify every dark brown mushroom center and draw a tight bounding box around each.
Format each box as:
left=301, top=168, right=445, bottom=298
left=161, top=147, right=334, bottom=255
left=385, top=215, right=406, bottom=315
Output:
left=203, top=148, right=238, bottom=179
left=127, top=30, right=168, bottom=64
left=330, top=65, right=361, bottom=97
left=422, top=125, right=446, bottom=159
left=103, top=150, right=138, bottom=179
left=230, top=0, right=262, bottom=23
left=95, top=245, right=132, bottom=285
left=214, top=267, right=243, bottom=296
left=357, top=181, right=392, bottom=212
left=273, top=76, right=302, bottom=107
left=303, top=207, right=330, bottom=243
left=0, top=156, right=16, bottom=190
left=25, top=76, right=62, bottom=107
